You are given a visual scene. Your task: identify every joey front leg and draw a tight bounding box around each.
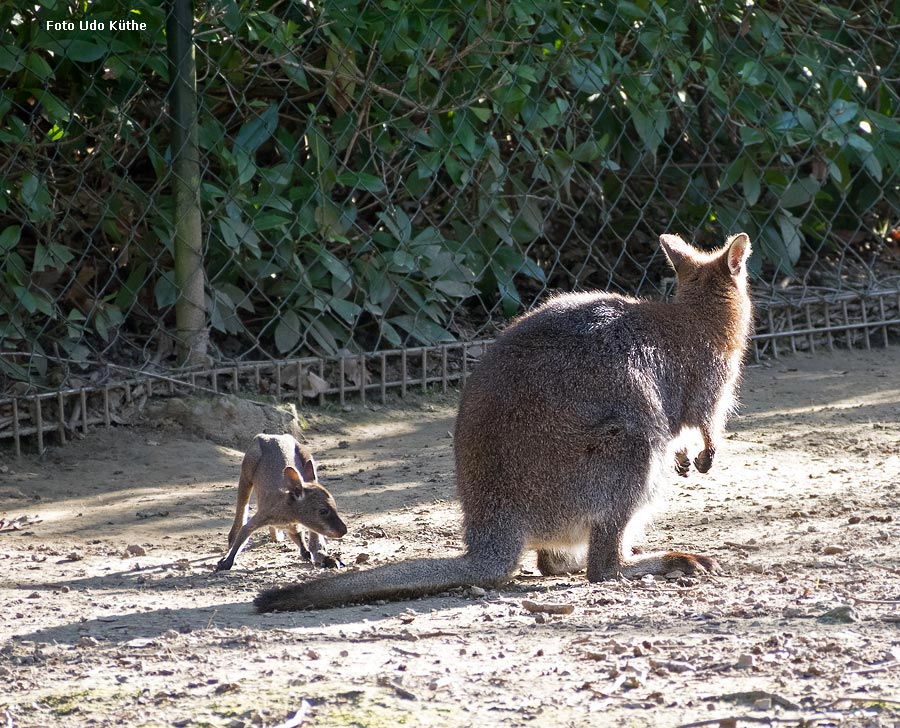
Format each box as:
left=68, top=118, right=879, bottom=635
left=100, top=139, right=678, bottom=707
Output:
left=306, top=532, right=341, bottom=568
left=218, top=514, right=265, bottom=571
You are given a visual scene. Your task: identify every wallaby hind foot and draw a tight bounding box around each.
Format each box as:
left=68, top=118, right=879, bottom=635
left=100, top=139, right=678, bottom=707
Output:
left=604, top=552, right=717, bottom=580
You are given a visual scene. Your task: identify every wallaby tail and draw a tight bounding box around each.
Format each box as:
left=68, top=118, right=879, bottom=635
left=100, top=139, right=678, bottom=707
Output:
left=255, top=554, right=513, bottom=612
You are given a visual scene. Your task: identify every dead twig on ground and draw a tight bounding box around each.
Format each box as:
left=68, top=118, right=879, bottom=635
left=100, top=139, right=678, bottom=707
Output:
left=522, top=599, right=575, bottom=615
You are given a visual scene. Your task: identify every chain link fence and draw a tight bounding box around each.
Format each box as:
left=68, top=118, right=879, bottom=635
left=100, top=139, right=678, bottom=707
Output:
left=2, top=0, right=899, bottom=452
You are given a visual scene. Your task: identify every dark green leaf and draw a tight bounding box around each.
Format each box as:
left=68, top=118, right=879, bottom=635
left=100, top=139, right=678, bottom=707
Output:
left=780, top=177, right=819, bottom=208
left=742, top=164, right=761, bottom=206
left=719, top=158, right=745, bottom=192
left=0, top=225, right=20, bottom=253
left=235, top=104, right=280, bottom=153
left=24, top=52, right=53, bottom=80
left=63, top=40, right=108, bottom=62
left=336, top=171, right=385, bottom=192
left=275, top=310, right=302, bottom=353
left=390, top=314, right=455, bottom=345
left=0, top=44, right=24, bottom=72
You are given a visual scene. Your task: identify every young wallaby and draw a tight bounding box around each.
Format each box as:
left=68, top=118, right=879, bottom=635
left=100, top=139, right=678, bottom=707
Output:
left=255, top=233, right=753, bottom=611
left=216, top=433, right=348, bottom=571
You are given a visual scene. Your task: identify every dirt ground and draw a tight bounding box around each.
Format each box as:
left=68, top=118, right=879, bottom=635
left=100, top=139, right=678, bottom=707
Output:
left=2, top=348, right=899, bottom=728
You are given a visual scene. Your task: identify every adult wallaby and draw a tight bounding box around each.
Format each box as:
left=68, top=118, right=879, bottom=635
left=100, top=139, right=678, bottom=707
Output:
left=216, top=433, right=347, bottom=571
left=255, top=232, right=753, bottom=611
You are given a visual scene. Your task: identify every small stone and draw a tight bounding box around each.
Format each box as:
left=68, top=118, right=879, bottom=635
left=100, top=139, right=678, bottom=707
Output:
left=817, top=605, right=858, bottom=624
left=822, top=545, right=845, bottom=555
left=306, top=649, right=320, bottom=659
left=848, top=515, right=861, bottom=524
left=76, top=636, right=100, bottom=647
left=355, top=553, right=370, bottom=564
left=124, top=544, right=147, bottom=557
left=664, top=570, right=685, bottom=579
left=737, top=654, right=755, bottom=669
left=753, top=697, right=772, bottom=711
left=469, top=586, right=486, bottom=597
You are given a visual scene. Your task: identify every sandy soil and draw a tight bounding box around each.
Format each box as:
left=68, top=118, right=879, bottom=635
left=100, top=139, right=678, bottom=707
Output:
left=2, top=348, right=900, bottom=728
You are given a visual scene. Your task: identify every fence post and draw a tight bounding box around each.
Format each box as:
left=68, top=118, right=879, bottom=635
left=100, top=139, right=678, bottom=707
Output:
left=166, top=0, right=208, bottom=366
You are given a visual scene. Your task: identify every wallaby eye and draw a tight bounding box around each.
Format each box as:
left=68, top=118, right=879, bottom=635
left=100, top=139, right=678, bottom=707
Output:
left=318, top=507, right=330, bottom=517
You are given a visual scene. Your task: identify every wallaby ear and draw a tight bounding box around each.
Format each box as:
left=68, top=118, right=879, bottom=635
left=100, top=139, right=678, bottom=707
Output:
left=283, top=466, right=304, bottom=491
left=659, top=234, right=696, bottom=273
left=725, top=232, right=752, bottom=276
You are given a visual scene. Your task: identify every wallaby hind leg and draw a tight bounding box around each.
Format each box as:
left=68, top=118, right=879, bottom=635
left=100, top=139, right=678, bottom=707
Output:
left=536, top=548, right=587, bottom=576
left=462, top=515, right=526, bottom=585
left=582, top=440, right=717, bottom=581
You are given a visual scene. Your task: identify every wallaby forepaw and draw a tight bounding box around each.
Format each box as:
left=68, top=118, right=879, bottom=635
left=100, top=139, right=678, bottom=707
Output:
left=693, top=448, right=714, bottom=474
left=215, top=558, right=233, bottom=572
left=674, top=449, right=691, bottom=477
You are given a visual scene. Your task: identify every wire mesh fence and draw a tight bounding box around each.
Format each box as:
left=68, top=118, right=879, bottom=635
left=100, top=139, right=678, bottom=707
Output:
left=1, top=0, right=899, bottom=451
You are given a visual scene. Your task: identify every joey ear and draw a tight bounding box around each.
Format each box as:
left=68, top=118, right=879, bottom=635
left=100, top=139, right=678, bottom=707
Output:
left=725, top=232, right=752, bottom=276
left=300, top=457, right=317, bottom=484
left=294, top=444, right=318, bottom=482
left=659, top=234, right=695, bottom=273
left=283, top=466, right=304, bottom=490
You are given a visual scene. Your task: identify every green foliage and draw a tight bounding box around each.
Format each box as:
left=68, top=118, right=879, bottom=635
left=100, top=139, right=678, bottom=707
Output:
left=0, top=0, right=898, bottom=390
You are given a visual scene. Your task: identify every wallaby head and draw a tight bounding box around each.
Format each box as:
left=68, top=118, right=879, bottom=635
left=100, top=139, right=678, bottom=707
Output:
left=659, top=232, right=753, bottom=351
left=283, top=466, right=348, bottom=540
